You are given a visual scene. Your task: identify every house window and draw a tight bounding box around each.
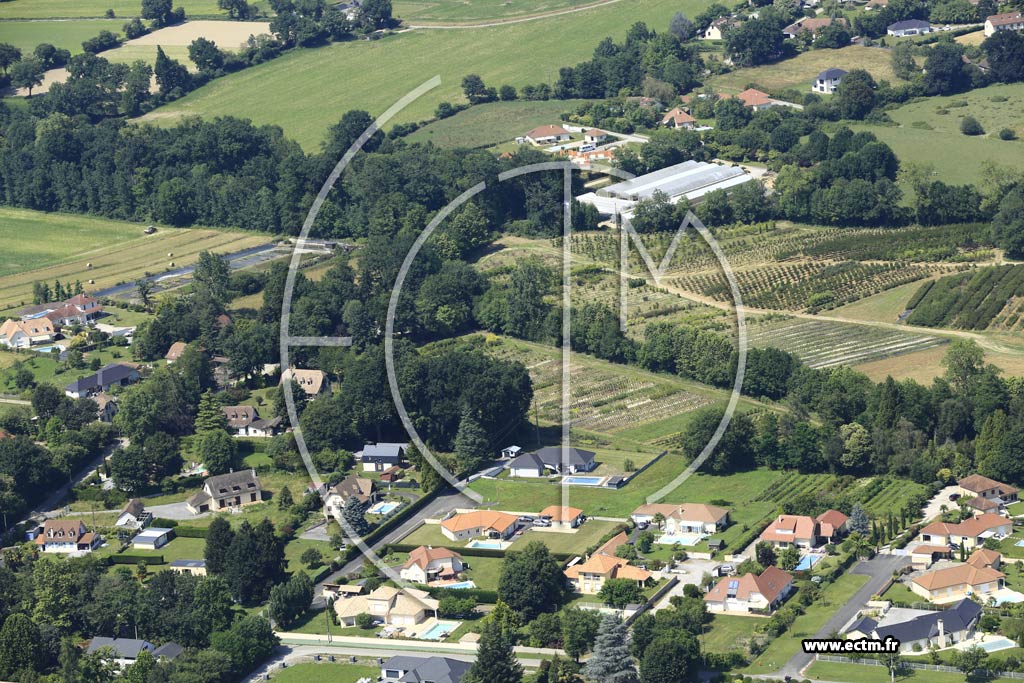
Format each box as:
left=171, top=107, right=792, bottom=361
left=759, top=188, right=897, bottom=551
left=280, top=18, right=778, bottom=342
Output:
left=384, top=671, right=402, bottom=679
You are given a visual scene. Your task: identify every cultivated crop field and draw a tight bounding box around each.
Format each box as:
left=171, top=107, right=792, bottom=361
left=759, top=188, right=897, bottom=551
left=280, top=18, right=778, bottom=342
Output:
left=745, top=317, right=948, bottom=369
left=0, top=0, right=225, bottom=18
left=906, top=264, right=1024, bottom=331
left=407, top=99, right=591, bottom=149
left=672, top=260, right=941, bottom=313
left=0, top=208, right=270, bottom=311
left=138, top=0, right=716, bottom=149
left=485, top=335, right=716, bottom=438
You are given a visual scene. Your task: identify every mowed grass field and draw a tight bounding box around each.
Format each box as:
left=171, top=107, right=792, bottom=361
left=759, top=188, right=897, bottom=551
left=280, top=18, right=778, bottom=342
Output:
left=854, top=83, right=1024, bottom=185
left=0, top=208, right=270, bottom=311
left=0, top=0, right=224, bottom=18
left=138, top=0, right=716, bottom=150
left=408, top=98, right=592, bottom=149
left=394, top=0, right=618, bottom=24
left=0, top=19, right=124, bottom=54
left=708, top=45, right=906, bottom=94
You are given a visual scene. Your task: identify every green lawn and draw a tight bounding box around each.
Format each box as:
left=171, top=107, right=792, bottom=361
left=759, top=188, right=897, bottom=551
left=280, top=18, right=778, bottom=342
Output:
left=138, top=0, right=718, bottom=150
left=744, top=573, right=870, bottom=673
left=393, top=0, right=614, bottom=24
left=284, top=537, right=336, bottom=574
left=708, top=45, right=908, bottom=95
left=0, top=0, right=226, bottom=18
left=407, top=99, right=592, bottom=149
left=831, top=280, right=923, bottom=325
left=93, top=536, right=207, bottom=566
left=463, top=555, right=504, bottom=590
left=0, top=19, right=125, bottom=54
left=701, top=613, right=762, bottom=655
left=879, top=580, right=920, bottom=604
left=806, top=661, right=1019, bottom=683
left=854, top=83, right=1024, bottom=187
left=0, top=345, right=138, bottom=391
left=399, top=519, right=622, bottom=555
left=261, top=663, right=379, bottom=683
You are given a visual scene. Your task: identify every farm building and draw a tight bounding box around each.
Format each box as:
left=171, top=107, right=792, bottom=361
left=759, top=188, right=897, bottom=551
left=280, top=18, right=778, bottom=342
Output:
left=887, top=19, right=932, bottom=36
left=577, top=160, right=755, bottom=216
left=985, top=12, right=1024, bottom=36
left=812, top=68, right=847, bottom=94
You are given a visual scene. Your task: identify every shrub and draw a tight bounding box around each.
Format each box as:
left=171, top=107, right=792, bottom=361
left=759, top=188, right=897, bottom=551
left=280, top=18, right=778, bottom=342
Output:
left=999, top=128, right=1017, bottom=141
left=960, top=116, right=984, bottom=136
left=355, top=612, right=375, bottom=629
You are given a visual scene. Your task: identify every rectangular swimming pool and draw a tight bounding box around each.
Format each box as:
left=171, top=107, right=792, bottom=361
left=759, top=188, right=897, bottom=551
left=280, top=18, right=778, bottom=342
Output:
left=977, top=637, right=1016, bottom=652
left=563, top=476, right=604, bottom=486
left=657, top=534, right=702, bottom=546
left=419, top=621, right=461, bottom=640
left=795, top=554, right=823, bottom=571
left=367, top=501, right=400, bottom=515
left=437, top=581, right=476, bottom=590
left=466, top=539, right=507, bottom=550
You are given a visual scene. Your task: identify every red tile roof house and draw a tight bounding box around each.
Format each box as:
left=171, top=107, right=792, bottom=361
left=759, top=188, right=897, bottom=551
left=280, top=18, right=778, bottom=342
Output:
left=759, top=514, right=819, bottom=548
left=523, top=125, right=571, bottom=146
left=704, top=566, right=794, bottom=614
left=816, top=509, right=850, bottom=544
left=918, top=513, right=1012, bottom=550
left=564, top=531, right=653, bottom=594
left=985, top=11, right=1024, bottom=37
left=782, top=16, right=847, bottom=39
left=660, top=107, right=697, bottom=130
left=399, top=546, right=465, bottom=584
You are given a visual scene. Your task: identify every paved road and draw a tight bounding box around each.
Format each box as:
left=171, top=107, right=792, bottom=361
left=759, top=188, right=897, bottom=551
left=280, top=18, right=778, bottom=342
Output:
left=774, top=553, right=909, bottom=680
left=245, top=640, right=552, bottom=682
left=312, top=486, right=478, bottom=607
left=145, top=501, right=207, bottom=520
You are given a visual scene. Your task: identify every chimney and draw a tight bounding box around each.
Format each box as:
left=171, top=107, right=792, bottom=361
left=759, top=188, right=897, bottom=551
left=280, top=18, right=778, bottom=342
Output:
left=938, top=618, right=945, bottom=642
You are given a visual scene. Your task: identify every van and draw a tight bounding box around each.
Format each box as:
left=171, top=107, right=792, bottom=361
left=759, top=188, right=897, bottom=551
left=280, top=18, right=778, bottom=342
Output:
left=579, top=144, right=596, bottom=152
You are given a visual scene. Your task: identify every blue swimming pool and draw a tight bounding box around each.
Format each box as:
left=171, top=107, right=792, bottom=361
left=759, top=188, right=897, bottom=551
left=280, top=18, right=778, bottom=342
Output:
left=563, top=476, right=604, bottom=486
left=977, top=637, right=1016, bottom=652
left=419, top=621, right=460, bottom=640
left=466, top=539, right=506, bottom=550
left=657, top=534, right=702, bottom=546
left=367, top=501, right=400, bottom=515
left=795, top=554, right=823, bottom=571
left=439, top=581, right=476, bottom=590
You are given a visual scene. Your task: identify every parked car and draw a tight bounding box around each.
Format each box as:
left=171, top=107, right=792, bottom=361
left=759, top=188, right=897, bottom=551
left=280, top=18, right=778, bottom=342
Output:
left=533, top=519, right=552, bottom=527
left=637, top=521, right=649, bottom=531
left=949, top=493, right=961, bottom=501
left=519, top=516, right=535, bottom=523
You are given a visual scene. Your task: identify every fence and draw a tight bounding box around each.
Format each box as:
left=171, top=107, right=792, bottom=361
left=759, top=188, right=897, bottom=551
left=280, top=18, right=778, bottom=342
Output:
left=815, top=654, right=1024, bottom=679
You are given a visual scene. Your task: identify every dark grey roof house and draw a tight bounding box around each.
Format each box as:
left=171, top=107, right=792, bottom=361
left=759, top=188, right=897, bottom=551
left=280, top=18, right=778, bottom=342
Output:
left=534, top=446, right=597, bottom=474
left=64, top=363, right=141, bottom=398
left=186, top=469, right=262, bottom=514
left=381, top=656, right=472, bottom=683
left=866, top=599, right=982, bottom=652
left=86, top=637, right=155, bottom=664
left=361, top=442, right=407, bottom=472
left=508, top=451, right=548, bottom=477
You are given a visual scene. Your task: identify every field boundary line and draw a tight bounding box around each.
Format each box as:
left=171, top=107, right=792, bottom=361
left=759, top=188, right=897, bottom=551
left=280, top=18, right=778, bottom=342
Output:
left=405, top=0, right=624, bottom=29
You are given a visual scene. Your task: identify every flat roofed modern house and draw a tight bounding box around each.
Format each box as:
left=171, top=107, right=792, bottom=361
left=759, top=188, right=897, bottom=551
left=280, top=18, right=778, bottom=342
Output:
left=186, top=469, right=262, bottom=514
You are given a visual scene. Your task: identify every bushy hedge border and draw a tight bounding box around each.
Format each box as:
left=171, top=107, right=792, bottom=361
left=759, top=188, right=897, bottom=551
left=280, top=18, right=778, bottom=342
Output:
left=111, top=554, right=164, bottom=565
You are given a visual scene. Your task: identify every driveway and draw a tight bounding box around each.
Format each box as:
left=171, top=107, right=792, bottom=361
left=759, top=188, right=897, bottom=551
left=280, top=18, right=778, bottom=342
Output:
left=145, top=501, right=205, bottom=520
left=774, top=553, right=910, bottom=679
left=312, top=486, right=478, bottom=607
left=920, top=485, right=961, bottom=523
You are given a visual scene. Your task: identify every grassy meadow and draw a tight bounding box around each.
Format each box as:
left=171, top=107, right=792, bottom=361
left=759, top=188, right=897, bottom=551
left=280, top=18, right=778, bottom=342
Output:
left=854, top=83, right=1024, bottom=185
left=0, top=19, right=125, bottom=54
left=138, top=0, right=717, bottom=150
left=0, top=208, right=270, bottom=312
left=708, top=45, right=907, bottom=94
left=407, top=98, right=592, bottom=149
left=393, top=0, right=617, bottom=24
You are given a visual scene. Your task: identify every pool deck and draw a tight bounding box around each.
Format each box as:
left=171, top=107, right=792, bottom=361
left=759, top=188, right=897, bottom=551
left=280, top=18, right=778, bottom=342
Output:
left=410, top=617, right=462, bottom=641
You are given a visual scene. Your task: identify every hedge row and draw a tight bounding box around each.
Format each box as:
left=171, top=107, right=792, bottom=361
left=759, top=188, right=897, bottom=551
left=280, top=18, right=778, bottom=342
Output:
left=426, top=586, right=499, bottom=604
left=173, top=525, right=209, bottom=538
left=384, top=541, right=572, bottom=562
left=338, top=487, right=442, bottom=567
left=150, top=517, right=181, bottom=528
left=111, top=554, right=164, bottom=565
